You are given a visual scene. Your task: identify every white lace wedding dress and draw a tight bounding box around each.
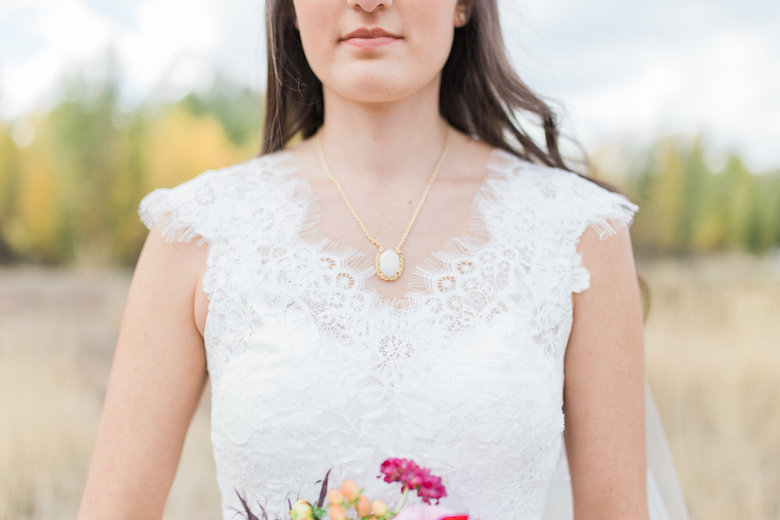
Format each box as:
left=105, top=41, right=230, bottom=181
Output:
left=138, top=148, right=688, bottom=520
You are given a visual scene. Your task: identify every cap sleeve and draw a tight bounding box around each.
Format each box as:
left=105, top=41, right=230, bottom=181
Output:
left=137, top=170, right=221, bottom=246
left=566, top=176, right=639, bottom=294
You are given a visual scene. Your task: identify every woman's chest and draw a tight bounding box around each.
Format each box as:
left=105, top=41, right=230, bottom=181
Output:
left=208, top=297, right=565, bottom=452
left=202, top=231, right=575, bottom=396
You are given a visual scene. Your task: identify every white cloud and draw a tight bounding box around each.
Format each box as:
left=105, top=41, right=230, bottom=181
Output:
left=0, top=47, right=64, bottom=116
left=502, top=0, right=780, bottom=170
left=31, top=0, right=114, bottom=55
left=118, top=0, right=219, bottom=97
left=0, top=0, right=237, bottom=114
left=0, top=0, right=116, bottom=116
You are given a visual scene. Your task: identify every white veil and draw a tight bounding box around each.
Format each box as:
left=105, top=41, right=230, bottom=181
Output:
left=542, top=383, right=689, bottom=519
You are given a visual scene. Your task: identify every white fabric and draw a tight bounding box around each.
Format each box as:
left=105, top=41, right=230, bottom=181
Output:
left=138, top=148, right=686, bottom=520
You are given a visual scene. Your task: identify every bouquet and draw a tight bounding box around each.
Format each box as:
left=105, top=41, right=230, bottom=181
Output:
left=235, top=458, right=469, bottom=520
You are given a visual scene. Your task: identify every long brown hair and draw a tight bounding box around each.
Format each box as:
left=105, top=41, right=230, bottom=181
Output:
left=261, top=0, right=566, bottom=170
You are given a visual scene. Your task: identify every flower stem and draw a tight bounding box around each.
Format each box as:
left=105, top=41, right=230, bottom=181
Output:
left=390, top=486, right=410, bottom=517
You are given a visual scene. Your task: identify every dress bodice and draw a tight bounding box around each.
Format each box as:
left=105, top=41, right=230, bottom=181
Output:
left=138, top=148, right=638, bottom=520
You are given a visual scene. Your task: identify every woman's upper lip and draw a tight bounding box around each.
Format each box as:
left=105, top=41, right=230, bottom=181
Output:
left=341, top=27, right=402, bottom=40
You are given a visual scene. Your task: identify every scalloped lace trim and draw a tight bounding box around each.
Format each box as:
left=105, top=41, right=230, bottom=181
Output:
left=570, top=205, right=639, bottom=294
left=138, top=189, right=209, bottom=246
left=276, top=148, right=516, bottom=312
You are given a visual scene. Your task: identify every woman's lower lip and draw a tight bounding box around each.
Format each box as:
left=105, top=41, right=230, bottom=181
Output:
left=341, top=36, right=400, bottom=49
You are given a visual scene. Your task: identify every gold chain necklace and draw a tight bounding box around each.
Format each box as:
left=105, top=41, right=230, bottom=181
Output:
left=315, top=126, right=450, bottom=282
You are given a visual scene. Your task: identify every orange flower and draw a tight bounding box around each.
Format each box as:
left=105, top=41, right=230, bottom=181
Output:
left=328, top=503, right=347, bottom=520
left=372, top=499, right=388, bottom=516
left=328, top=488, right=344, bottom=505
left=355, top=494, right=372, bottom=517
left=340, top=479, right=361, bottom=503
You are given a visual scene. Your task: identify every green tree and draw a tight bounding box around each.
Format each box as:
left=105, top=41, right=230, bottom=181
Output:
left=619, top=135, right=780, bottom=256
left=0, top=122, right=22, bottom=262
left=179, top=72, right=263, bottom=150
left=44, top=48, right=124, bottom=262
left=720, top=154, right=756, bottom=252
left=630, top=137, right=689, bottom=255
left=108, top=110, right=150, bottom=265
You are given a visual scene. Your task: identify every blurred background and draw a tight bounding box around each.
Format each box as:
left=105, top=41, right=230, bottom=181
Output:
left=0, top=0, right=778, bottom=519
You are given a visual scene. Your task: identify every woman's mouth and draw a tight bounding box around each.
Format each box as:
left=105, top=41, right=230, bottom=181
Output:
left=340, top=27, right=402, bottom=50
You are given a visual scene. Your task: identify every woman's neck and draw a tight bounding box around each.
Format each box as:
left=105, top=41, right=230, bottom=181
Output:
left=317, top=80, right=450, bottom=185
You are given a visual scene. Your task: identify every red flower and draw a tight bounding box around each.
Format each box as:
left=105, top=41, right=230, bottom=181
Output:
left=379, top=458, right=448, bottom=505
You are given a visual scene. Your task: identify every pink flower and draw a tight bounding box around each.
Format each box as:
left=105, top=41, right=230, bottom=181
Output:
left=416, top=468, right=448, bottom=505
left=378, top=458, right=447, bottom=505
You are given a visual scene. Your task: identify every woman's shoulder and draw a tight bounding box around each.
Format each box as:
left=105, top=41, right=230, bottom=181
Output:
left=488, top=148, right=639, bottom=241
left=158, top=149, right=297, bottom=196
left=137, top=150, right=298, bottom=244
left=489, top=148, right=626, bottom=199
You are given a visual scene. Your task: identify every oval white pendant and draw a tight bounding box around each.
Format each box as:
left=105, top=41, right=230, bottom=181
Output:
left=376, top=249, right=403, bottom=281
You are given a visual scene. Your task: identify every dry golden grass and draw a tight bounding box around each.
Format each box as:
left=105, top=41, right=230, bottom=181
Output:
left=0, top=266, right=219, bottom=520
left=0, top=253, right=777, bottom=519
left=640, top=253, right=780, bottom=520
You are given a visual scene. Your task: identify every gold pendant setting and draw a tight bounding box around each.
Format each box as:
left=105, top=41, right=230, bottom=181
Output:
left=375, top=247, right=404, bottom=281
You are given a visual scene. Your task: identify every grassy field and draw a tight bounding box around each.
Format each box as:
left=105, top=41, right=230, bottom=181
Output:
left=0, top=253, right=778, bottom=519
left=640, top=253, right=780, bottom=519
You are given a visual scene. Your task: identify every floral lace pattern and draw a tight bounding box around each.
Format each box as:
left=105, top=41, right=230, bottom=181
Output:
left=138, top=148, right=638, bottom=520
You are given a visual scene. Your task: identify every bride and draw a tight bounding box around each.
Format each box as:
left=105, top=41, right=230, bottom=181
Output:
left=78, top=1, right=688, bottom=519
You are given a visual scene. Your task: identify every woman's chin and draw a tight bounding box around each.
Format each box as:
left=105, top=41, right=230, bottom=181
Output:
left=326, top=75, right=438, bottom=106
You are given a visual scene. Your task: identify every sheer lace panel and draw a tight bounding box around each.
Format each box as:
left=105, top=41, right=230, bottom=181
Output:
left=279, top=148, right=512, bottom=311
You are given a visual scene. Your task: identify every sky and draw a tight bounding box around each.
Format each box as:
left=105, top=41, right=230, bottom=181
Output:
left=0, top=0, right=778, bottom=171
